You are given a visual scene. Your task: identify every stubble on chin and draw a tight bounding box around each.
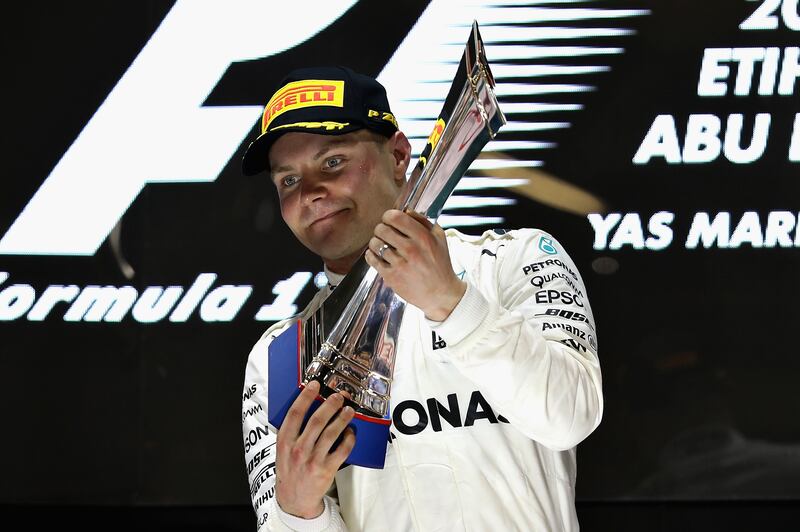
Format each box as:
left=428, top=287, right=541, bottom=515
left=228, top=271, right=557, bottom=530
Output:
left=315, top=226, right=373, bottom=274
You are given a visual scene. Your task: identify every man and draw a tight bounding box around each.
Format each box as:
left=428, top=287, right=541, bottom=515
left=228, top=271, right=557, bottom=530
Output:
left=241, top=66, right=602, bottom=531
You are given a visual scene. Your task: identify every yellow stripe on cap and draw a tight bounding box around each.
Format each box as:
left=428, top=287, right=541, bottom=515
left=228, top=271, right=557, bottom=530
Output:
left=270, top=121, right=350, bottom=132
left=262, top=80, right=345, bottom=132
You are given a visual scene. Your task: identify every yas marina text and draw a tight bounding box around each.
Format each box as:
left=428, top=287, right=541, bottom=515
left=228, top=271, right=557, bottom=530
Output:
left=589, top=210, right=800, bottom=251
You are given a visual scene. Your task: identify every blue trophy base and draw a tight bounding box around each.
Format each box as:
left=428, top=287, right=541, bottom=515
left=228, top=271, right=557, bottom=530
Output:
left=267, top=320, right=390, bottom=469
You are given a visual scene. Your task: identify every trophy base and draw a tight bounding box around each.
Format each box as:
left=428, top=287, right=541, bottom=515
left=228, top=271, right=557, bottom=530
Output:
left=267, top=320, right=391, bottom=469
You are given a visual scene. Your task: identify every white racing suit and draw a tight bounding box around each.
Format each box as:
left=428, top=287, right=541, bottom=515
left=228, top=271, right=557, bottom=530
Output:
left=242, top=228, right=603, bottom=531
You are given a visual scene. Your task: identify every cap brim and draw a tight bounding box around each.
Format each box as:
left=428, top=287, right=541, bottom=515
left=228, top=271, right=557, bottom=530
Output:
left=241, top=132, right=273, bottom=176
left=241, top=123, right=367, bottom=176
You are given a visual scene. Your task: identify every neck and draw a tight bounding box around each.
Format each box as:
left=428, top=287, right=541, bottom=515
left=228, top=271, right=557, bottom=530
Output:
left=324, top=245, right=368, bottom=275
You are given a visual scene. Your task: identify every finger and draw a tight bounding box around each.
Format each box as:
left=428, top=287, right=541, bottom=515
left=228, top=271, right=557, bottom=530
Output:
left=312, top=405, right=355, bottom=463
left=280, top=380, right=321, bottom=443
left=324, top=426, right=357, bottom=469
left=375, top=209, right=407, bottom=236
left=382, top=210, right=431, bottom=242
left=295, top=392, right=345, bottom=454
left=370, top=238, right=400, bottom=266
left=364, top=249, right=385, bottom=272
left=368, top=237, right=389, bottom=261
left=374, top=222, right=409, bottom=251
left=404, top=209, right=434, bottom=230
left=378, top=244, right=398, bottom=265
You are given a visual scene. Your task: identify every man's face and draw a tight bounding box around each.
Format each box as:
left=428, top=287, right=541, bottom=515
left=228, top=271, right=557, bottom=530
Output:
left=268, top=129, right=409, bottom=273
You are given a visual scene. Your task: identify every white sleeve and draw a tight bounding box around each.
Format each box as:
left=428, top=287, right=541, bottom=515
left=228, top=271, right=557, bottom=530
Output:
left=429, top=229, right=603, bottom=451
left=242, top=321, right=349, bottom=531
left=265, top=494, right=349, bottom=531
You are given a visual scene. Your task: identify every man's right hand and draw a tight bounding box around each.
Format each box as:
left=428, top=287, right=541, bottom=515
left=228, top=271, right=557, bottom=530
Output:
left=275, top=380, right=356, bottom=519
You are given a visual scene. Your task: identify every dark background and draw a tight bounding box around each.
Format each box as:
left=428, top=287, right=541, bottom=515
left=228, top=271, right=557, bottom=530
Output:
left=2, top=0, right=799, bottom=529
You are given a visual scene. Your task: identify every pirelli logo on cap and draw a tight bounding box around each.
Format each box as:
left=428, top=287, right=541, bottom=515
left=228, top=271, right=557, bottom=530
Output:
left=262, top=79, right=345, bottom=132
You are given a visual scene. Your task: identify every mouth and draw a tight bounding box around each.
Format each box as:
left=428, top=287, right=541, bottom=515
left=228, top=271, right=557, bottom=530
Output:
left=309, top=208, right=348, bottom=228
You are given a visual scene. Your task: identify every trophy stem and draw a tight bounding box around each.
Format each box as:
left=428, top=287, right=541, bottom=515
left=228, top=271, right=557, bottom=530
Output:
left=299, top=20, right=505, bottom=419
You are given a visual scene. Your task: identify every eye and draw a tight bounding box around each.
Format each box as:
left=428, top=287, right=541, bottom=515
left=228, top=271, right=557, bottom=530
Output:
left=281, top=175, right=299, bottom=187
left=325, top=157, right=343, bottom=169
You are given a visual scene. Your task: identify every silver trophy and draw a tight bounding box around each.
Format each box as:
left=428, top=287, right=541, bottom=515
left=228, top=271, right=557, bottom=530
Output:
left=268, top=21, right=505, bottom=468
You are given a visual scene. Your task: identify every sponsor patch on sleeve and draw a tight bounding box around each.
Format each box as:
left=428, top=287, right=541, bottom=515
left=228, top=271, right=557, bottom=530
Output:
left=538, top=236, right=558, bottom=255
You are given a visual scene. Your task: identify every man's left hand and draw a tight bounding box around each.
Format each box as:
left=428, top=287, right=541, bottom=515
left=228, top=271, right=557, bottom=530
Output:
left=365, top=209, right=466, bottom=322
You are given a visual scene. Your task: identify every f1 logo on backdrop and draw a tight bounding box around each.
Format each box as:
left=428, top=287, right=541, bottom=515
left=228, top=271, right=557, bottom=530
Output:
left=0, top=0, right=647, bottom=256
left=0, top=0, right=357, bottom=256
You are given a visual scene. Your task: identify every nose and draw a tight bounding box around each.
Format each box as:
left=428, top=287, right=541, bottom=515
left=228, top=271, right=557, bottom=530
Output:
left=299, top=169, right=331, bottom=206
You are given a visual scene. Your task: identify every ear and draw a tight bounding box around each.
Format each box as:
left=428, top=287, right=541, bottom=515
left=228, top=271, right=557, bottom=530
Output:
left=387, top=131, right=412, bottom=185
